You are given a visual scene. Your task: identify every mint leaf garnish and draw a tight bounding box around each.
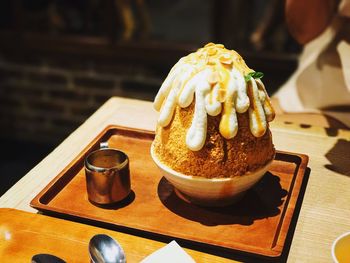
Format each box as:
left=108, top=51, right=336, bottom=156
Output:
left=244, top=72, right=264, bottom=82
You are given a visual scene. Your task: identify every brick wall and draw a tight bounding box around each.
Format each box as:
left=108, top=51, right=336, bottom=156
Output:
left=0, top=47, right=297, bottom=145
left=0, top=54, right=163, bottom=144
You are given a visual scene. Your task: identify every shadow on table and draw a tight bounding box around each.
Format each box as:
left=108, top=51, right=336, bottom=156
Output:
left=325, top=139, right=350, bottom=177
left=158, top=172, right=288, bottom=226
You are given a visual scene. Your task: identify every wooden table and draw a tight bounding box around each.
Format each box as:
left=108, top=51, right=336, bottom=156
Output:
left=0, top=97, right=349, bottom=262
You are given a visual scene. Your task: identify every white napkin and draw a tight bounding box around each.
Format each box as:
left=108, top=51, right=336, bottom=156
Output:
left=141, top=241, right=196, bottom=263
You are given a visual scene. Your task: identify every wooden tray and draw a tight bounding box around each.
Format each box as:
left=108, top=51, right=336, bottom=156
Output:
left=0, top=208, right=231, bottom=262
left=31, top=125, right=309, bottom=258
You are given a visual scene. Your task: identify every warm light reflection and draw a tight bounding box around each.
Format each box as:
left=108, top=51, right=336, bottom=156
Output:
left=0, top=226, right=11, bottom=241
left=4, top=231, right=11, bottom=241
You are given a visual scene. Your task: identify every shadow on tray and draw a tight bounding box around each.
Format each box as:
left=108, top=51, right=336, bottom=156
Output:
left=157, top=168, right=310, bottom=263
left=158, top=172, right=288, bottom=226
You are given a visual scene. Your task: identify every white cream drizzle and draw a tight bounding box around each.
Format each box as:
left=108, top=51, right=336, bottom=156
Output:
left=219, top=78, right=238, bottom=139
left=247, top=77, right=267, bottom=137
left=186, top=79, right=210, bottom=151
left=231, top=68, right=250, bottom=113
left=205, top=83, right=222, bottom=116
left=154, top=43, right=275, bottom=151
left=256, top=79, right=275, bottom=122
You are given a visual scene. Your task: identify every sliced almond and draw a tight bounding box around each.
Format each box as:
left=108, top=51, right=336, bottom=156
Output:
left=219, top=53, right=233, bottom=65
left=218, top=88, right=226, bottom=102
left=207, top=57, right=217, bottom=65
left=208, top=71, right=220, bottom=84
left=207, top=47, right=217, bottom=56
left=205, top=42, right=215, bottom=47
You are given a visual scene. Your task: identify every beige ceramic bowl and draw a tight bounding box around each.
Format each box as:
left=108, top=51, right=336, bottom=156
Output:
left=151, top=143, right=273, bottom=207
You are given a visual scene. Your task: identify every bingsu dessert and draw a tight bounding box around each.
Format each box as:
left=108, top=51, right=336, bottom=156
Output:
left=150, top=43, right=275, bottom=205
left=152, top=43, right=275, bottom=177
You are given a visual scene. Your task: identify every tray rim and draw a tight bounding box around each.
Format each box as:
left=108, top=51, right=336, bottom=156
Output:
left=30, top=124, right=309, bottom=258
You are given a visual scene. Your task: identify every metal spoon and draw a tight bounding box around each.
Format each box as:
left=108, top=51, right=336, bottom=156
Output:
left=89, top=234, right=126, bottom=263
left=31, top=253, right=66, bottom=263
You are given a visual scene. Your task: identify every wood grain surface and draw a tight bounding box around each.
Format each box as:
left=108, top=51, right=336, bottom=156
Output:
left=0, top=97, right=349, bottom=262
left=0, top=208, right=235, bottom=262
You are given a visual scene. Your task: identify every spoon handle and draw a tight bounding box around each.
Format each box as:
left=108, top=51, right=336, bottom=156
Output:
left=32, top=253, right=66, bottom=263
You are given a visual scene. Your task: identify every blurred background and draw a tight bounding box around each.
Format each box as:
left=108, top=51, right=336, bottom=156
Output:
left=0, top=0, right=301, bottom=194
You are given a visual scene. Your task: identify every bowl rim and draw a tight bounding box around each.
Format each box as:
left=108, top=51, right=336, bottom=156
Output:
left=331, top=231, right=350, bottom=263
left=150, top=142, right=273, bottom=182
